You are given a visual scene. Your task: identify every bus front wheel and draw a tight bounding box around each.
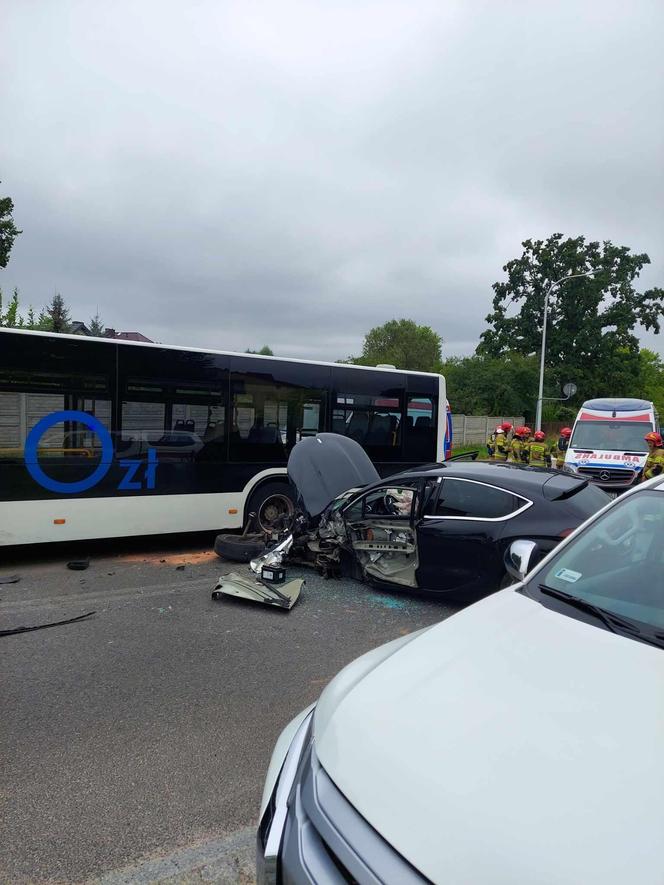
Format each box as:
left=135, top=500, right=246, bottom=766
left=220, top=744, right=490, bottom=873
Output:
left=247, top=482, right=295, bottom=534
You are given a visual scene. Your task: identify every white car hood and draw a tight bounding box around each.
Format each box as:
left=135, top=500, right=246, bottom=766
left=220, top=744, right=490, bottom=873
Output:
left=315, top=589, right=664, bottom=885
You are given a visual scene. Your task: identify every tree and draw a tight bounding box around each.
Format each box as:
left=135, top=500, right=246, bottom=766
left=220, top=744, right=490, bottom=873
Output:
left=638, top=348, right=664, bottom=419
left=46, top=293, right=71, bottom=333
left=440, top=353, right=540, bottom=420
left=3, top=288, right=21, bottom=326
left=35, top=307, right=52, bottom=331
left=478, top=235, right=664, bottom=404
left=89, top=312, right=105, bottom=336
left=354, top=319, right=442, bottom=372
left=0, top=186, right=22, bottom=268
left=245, top=345, right=274, bottom=355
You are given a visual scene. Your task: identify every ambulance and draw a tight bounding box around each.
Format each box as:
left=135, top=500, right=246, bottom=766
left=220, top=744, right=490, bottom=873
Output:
left=564, top=398, right=659, bottom=493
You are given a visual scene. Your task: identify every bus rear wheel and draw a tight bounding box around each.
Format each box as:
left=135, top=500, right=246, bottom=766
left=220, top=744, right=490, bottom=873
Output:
left=248, top=482, right=295, bottom=534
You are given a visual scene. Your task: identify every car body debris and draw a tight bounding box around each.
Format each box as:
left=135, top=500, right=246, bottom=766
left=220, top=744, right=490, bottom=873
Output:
left=212, top=572, right=303, bottom=610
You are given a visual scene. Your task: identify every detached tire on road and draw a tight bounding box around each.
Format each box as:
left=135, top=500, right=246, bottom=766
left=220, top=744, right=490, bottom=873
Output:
left=213, top=533, right=266, bottom=563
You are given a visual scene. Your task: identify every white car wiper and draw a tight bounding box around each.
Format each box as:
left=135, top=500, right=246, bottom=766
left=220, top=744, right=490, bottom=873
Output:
left=538, top=584, right=640, bottom=636
left=539, top=584, right=664, bottom=649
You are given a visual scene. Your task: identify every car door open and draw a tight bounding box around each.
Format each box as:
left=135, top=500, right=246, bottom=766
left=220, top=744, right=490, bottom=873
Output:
left=343, top=482, right=420, bottom=589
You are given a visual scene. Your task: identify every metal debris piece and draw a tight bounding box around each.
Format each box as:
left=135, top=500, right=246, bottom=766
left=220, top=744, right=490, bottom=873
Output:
left=249, top=534, right=293, bottom=574
left=211, top=571, right=302, bottom=610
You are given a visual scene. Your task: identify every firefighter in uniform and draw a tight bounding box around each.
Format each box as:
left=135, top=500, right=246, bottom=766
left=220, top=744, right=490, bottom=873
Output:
left=508, top=426, right=530, bottom=463
left=550, top=426, right=572, bottom=469
left=642, top=431, right=664, bottom=481
left=487, top=422, right=512, bottom=460
left=527, top=430, right=549, bottom=466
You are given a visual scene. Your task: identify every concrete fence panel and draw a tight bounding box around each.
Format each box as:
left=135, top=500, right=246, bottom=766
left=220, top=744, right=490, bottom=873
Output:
left=452, top=415, right=525, bottom=446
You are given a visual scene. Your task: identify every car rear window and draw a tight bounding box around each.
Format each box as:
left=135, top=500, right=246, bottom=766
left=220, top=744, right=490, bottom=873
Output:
left=436, top=479, right=524, bottom=519
left=566, top=482, right=612, bottom=517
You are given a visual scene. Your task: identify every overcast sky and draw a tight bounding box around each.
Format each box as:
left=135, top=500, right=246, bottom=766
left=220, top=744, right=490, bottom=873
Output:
left=2, top=0, right=663, bottom=362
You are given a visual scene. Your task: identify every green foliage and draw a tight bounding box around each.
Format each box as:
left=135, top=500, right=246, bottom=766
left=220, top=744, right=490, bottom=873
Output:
left=0, top=288, right=22, bottom=327
left=0, top=288, right=53, bottom=330
left=46, top=293, right=71, bottom=333
left=353, top=318, right=442, bottom=372
left=638, top=349, right=664, bottom=418
left=245, top=345, right=274, bottom=355
left=35, top=308, right=52, bottom=331
left=439, top=353, right=539, bottom=420
left=89, top=313, right=105, bottom=337
left=477, top=234, right=664, bottom=406
left=0, top=186, right=22, bottom=268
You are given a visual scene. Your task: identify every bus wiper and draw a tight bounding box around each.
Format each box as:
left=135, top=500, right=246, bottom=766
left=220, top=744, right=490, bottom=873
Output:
left=538, top=584, right=640, bottom=636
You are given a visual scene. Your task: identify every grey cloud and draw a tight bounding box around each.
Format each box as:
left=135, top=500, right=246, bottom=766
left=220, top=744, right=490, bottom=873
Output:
left=2, top=0, right=663, bottom=362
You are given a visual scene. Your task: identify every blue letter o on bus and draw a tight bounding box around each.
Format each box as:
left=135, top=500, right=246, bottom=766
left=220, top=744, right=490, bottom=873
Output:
left=24, top=410, right=114, bottom=494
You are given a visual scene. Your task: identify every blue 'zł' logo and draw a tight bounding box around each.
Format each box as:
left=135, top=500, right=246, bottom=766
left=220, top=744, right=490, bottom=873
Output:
left=24, top=409, right=158, bottom=494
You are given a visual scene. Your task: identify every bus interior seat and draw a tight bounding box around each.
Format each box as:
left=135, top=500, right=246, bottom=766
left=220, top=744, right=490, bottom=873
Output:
left=415, top=416, right=432, bottom=428
left=332, top=415, right=346, bottom=435
left=347, top=412, right=369, bottom=443
left=366, top=414, right=391, bottom=446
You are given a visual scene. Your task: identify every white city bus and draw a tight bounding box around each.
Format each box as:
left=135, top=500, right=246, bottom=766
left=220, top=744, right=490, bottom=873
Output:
left=0, top=328, right=447, bottom=546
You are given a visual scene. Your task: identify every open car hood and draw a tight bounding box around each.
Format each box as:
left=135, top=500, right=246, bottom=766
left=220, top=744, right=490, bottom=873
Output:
left=287, top=434, right=379, bottom=519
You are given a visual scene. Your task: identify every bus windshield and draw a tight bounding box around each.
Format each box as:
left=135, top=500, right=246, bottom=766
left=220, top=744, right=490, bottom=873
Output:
left=571, top=420, right=652, bottom=452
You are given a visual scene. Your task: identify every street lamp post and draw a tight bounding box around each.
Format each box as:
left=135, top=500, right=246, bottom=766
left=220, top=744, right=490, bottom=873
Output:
left=535, top=269, right=603, bottom=432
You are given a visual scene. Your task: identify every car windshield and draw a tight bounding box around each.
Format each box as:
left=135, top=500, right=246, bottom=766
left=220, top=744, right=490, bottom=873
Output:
left=534, top=490, right=664, bottom=632
left=570, top=420, right=651, bottom=452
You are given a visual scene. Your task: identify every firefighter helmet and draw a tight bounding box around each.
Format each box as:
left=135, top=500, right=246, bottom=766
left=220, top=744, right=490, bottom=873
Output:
left=534, top=430, right=546, bottom=441
left=500, top=422, right=513, bottom=432
left=645, top=431, right=663, bottom=446
left=560, top=427, right=572, bottom=438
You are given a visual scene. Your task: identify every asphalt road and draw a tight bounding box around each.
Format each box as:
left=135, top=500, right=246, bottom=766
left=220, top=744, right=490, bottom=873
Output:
left=0, top=536, right=459, bottom=883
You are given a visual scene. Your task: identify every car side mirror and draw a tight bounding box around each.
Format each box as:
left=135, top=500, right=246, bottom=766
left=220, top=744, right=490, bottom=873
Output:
left=505, top=539, right=539, bottom=583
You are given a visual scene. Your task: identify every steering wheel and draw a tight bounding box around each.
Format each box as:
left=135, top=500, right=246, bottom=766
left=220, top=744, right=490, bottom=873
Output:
left=384, top=493, right=402, bottom=516
left=597, top=512, right=638, bottom=547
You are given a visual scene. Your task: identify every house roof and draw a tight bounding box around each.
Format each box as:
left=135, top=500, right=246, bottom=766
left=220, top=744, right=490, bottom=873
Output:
left=113, top=331, right=154, bottom=342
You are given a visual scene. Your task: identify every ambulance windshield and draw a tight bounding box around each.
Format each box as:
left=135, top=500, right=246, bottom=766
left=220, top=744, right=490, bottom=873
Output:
left=571, top=420, right=652, bottom=452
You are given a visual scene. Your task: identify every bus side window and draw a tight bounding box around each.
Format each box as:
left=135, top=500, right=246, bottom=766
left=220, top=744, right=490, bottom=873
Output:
left=405, top=395, right=436, bottom=463
left=333, top=393, right=402, bottom=458
left=0, top=332, right=116, bottom=500
left=229, top=379, right=325, bottom=461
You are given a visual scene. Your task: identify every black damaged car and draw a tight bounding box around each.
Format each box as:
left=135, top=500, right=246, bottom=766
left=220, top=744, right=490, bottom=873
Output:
left=287, top=433, right=610, bottom=598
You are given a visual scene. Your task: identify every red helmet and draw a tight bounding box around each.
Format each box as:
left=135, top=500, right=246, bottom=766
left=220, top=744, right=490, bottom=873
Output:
left=645, top=431, right=663, bottom=446
left=515, top=426, right=529, bottom=438
left=500, top=422, right=513, bottom=432
left=560, top=427, right=572, bottom=438
left=522, top=426, right=532, bottom=438
left=534, top=430, right=546, bottom=441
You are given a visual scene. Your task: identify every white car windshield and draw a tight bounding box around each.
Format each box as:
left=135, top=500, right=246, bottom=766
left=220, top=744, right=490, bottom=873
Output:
left=536, top=489, right=664, bottom=633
